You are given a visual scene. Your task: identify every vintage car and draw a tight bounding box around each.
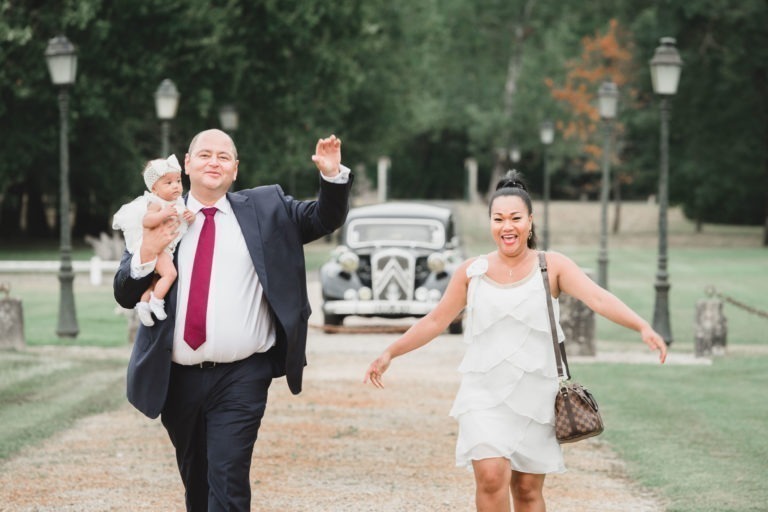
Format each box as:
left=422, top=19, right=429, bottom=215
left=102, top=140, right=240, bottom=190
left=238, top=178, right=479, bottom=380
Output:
left=319, top=202, right=465, bottom=333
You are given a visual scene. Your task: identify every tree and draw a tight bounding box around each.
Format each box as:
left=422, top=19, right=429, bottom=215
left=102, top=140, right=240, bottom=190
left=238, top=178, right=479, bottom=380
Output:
left=0, top=0, right=399, bottom=237
left=625, top=1, right=768, bottom=237
left=546, top=18, right=641, bottom=229
left=2, top=0, right=765, bottom=244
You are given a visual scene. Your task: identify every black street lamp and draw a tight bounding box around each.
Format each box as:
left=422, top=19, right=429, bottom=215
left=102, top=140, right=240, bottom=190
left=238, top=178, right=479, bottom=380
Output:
left=597, top=81, right=619, bottom=289
left=218, top=104, right=239, bottom=134
left=649, top=37, right=683, bottom=346
left=154, top=79, right=180, bottom=156
left=44, top=35, right=79, bottom=338
left=539, top=120, right=555, bottom=250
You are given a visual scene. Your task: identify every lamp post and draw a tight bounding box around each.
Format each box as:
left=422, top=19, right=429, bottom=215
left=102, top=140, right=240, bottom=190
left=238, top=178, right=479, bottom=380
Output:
left=154, top=79, right=180, bottom=156
left=218, top=104, right=239, bottom=134
left=649, top=37, right=683, bottom=346
left=539, top=120, right=555, bottom=250
left=597, top=81, right=618, bottom=289
left=509, top=145, right=521, bottom=166
left=44, top=35, right=79, bottom=338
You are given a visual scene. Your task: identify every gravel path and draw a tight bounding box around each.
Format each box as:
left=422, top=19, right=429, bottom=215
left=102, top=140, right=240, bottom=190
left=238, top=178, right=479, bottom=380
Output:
left=0, top=330, right=667, bottom=511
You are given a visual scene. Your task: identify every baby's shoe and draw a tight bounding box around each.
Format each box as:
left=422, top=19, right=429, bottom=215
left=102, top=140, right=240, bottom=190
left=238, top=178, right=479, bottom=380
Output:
left=136, top=302, right=154, bottom=327
left=149, top=292, right=167, bottom=321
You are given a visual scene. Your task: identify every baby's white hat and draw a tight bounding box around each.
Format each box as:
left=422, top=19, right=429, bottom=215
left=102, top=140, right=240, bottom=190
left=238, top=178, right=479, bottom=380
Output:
left=143, top=154, right=182, bottom=191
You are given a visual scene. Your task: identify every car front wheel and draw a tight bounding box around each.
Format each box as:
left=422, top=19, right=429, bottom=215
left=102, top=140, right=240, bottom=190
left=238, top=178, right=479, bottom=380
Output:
left=323, top=313, right=345, bottom=333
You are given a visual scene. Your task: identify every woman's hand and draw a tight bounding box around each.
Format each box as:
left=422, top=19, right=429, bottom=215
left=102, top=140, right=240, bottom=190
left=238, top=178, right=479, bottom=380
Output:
left=364, top=352, right=392, bottom=389
left=641, top=325, right=668, bottom=363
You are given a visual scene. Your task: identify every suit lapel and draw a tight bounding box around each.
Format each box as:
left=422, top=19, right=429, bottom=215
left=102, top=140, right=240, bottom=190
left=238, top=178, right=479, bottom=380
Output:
left=229, top=192, right=269, bottom=293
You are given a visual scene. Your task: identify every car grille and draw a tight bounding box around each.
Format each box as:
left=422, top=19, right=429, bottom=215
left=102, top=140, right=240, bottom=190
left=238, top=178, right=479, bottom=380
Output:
left=371, top=248, right=416, bottom=301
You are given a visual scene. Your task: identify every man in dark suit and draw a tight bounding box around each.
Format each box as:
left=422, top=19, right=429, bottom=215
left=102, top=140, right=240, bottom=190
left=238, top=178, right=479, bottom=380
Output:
left=113, top=129, right=352, bottom=511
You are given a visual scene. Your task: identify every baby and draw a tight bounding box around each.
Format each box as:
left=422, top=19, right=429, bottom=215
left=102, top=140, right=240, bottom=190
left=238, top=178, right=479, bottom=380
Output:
left=112, top=155, right=194, bottom=326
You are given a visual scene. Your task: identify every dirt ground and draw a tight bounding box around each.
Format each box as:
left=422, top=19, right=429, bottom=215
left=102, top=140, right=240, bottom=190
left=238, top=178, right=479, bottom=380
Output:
left=0, top=321, right=668, bottom=512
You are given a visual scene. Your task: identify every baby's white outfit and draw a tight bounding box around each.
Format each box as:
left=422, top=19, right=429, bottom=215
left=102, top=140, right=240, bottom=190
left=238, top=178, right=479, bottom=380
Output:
left=112, top=192, right=188, bottom=255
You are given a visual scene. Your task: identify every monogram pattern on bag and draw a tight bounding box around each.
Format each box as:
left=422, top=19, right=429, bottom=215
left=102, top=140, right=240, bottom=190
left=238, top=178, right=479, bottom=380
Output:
left=554, top=383, right=604, bottom=444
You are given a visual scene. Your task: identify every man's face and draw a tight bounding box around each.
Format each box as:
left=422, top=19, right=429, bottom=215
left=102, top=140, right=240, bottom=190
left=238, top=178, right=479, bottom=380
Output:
left=184, top=130, right=238, bottom=196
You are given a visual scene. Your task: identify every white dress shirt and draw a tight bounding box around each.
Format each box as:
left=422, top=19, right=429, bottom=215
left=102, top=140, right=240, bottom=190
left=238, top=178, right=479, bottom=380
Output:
left=131, top=167, right=350, bottom=364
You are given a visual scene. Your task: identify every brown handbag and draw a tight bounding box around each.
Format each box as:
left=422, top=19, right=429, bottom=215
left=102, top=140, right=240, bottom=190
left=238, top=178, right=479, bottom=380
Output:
left=538, top=252, right=604, bottom=444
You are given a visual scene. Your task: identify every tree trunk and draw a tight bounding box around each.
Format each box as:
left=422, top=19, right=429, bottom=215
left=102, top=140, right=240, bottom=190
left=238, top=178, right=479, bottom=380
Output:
left=486, top=0, right=537, bottom=199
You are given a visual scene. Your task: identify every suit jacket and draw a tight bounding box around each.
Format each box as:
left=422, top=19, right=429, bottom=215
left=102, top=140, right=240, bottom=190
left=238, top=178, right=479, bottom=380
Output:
left=113, top=176, right=352, bottom=419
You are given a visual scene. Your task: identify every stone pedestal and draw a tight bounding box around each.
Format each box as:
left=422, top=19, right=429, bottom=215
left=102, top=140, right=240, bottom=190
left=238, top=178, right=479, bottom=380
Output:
left=116, top=307, right=140, bottom=344
left=0, top=285, right=25, bottom=349
left=127, top=309, right=139, bottom=344
left=558, top=291, right=596, bottom=356
left=694, top=298, right=727, bottom=357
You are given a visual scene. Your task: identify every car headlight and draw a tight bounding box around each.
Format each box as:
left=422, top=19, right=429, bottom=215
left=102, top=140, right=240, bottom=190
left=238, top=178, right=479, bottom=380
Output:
left=427, top=252, right=446, bottom=273
left=343, top=289, right=358, bottom=300
left=428, top=289, right=442, bottom=302
left=331, top=245, right=349, bottom=257
left=414, top=287, right=429, bottom=302
left=358, top=287, right=373, bottom=300
left=338, top=251, right=360, bottom=273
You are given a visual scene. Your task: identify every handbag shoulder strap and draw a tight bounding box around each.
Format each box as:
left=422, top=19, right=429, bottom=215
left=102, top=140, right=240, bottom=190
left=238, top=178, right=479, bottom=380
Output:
left=538, top=251, right=570, bottom=380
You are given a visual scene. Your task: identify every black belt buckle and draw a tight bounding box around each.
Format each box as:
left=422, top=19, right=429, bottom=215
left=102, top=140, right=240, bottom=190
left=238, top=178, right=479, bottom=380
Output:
left=198, top=361, right=218, bottom=369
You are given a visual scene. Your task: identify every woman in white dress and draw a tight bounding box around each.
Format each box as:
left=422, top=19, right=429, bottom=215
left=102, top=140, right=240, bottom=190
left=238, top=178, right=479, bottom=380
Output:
left=364, top=170, right=667, bottom=512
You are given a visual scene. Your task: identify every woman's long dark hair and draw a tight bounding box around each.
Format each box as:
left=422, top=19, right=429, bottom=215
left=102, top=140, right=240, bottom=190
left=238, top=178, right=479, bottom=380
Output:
left=489, top=170, right=537, bottom=249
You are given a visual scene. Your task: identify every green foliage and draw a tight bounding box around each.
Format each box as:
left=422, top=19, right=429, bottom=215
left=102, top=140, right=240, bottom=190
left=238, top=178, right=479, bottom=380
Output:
left=623, top=1, right=768, bottom=226
left=0, top=0, right=765, bottom=240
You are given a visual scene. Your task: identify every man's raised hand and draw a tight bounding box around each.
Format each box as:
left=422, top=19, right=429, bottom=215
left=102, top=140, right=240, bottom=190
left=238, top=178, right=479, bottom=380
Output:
left=311, top=135, right=342, bottom=177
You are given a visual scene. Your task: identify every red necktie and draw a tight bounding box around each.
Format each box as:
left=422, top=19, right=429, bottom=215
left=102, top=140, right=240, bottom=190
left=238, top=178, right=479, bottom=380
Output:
left=184, top=207, right=217, bottom=350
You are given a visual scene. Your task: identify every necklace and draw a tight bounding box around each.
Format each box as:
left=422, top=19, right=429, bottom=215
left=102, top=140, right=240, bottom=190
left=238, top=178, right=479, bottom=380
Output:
left=499, top=251, right=532, bottom=280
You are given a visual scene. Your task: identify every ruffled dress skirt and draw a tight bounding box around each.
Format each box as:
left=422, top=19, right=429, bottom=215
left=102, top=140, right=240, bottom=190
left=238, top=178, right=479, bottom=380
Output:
left=449, top=257, right=566, bottom=474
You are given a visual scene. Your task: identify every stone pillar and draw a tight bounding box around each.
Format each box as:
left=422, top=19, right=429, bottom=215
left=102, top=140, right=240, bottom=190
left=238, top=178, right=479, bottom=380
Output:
left=557, top=269, right=596, bottom=356
left=90, top=256, right=103, bottom=286
left=116, top=306, right=140, bottom=344
left=0, top=284, right=25, bottom=349
left=465, top=158, right=479, bottom=203
left=559, top=291, right=596, bottom=356
left=127, top=309, right=139, bottom=344
left=377, top=157, right=390, bottom=203
left=694, top=298, right=727, bottom=357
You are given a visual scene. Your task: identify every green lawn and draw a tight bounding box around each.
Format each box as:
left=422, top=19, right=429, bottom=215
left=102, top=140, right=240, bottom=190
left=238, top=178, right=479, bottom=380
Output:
left=0, top=350, right=125, bottom=460
left=562, top=246, right=767, bottom=348
left=4, top=277, right=129, bottom=347
left=576, top=356, right=768, bottom=512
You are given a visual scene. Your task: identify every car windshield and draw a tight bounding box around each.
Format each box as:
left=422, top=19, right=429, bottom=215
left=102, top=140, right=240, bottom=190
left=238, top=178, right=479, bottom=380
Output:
left=346, top=218, right=446, bottom=249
